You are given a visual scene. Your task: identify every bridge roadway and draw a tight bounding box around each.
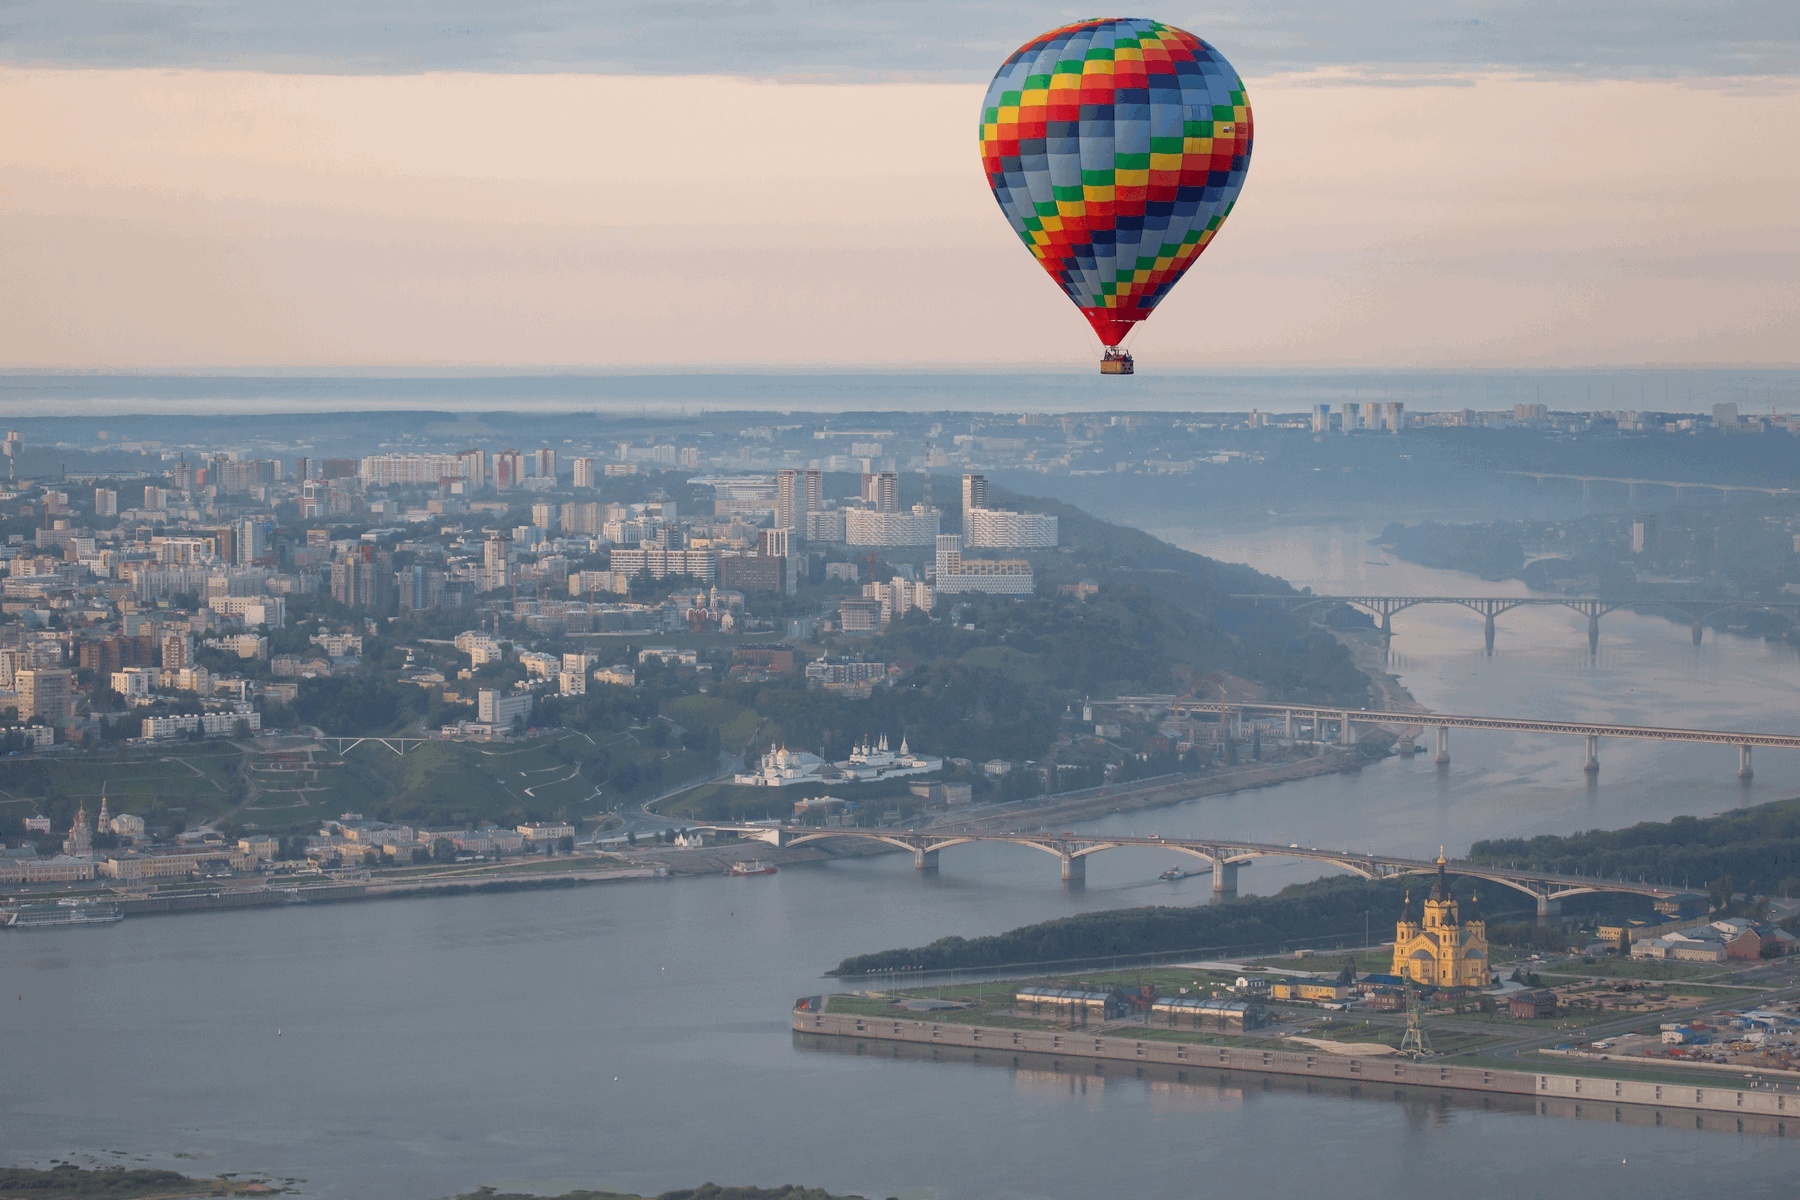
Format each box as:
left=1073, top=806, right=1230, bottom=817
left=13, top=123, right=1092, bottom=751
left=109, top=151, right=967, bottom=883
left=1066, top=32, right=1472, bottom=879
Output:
left=1232, top=591, right=1800, bottom=650
left=1092, top=697, right=1799, bottom=779
left=1503, top=469, right=1797, bottom=500
left=705, top=824, right=1692, bottom=920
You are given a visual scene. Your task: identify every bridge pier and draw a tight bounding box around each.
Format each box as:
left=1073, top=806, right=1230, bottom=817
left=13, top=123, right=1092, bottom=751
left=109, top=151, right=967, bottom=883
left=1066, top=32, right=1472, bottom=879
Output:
left=1587, top=614, right=1600, bottom=653
left=914, top=848, right=939, bottom=872
left=1583, top=735, right=1599, bottom=775
left=1284, top=710, right=1294, bottom=741
left=1537, top=895, right=1561, bottom=925
left=1340, top=715, right=1356, bottom=747
left=1380, top=611, right=1393, bottom=640
left=1060, top=853, right=1085, bottom=883
left=1483, top=613, right=1497, bottom=655
left=1212, top=861, right=1239, bottom=900
left=1692, top=620, right=1704, bottom=647
left=1739, top=745, right=1754, bottom=781
left=1434, top=726, right=1450, bottom=766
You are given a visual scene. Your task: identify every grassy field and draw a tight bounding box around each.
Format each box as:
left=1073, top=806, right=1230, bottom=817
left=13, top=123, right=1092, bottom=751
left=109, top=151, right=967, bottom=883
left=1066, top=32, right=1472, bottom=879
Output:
left=0, top=746, right=244, bottom=828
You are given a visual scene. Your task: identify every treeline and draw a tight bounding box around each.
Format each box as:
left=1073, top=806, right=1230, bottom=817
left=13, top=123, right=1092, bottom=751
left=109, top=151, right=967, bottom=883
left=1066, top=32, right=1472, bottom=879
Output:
left=1469, top=798, right=1800, bottom=895
left=1376, top=521, right=1525, bottom=580
left=831, top=875, right=1535, bottom=976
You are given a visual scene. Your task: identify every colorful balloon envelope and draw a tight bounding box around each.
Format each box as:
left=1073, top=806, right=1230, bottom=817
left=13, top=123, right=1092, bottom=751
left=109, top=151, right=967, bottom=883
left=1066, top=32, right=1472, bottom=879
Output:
left=979, top=18, right=1254, bottom=363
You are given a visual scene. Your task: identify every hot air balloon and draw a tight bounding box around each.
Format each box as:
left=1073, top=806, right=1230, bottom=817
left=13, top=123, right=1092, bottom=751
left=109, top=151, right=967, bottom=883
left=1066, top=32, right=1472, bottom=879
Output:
left=979, top=18, right=1253, bottom=374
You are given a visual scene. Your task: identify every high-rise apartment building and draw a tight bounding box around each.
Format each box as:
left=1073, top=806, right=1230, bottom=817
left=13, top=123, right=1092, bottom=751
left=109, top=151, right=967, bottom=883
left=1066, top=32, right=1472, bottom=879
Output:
left=17, top=667, right=74, bottom=723
left=572, top=458, right=597, bottom=489
left=236, top=518, right=268, bottom=566
left=533, top=447, right=557, bottom=480
left=94, top=488, right=118, bottom=517
left=1311, top=404, right=1331, bottom=433
left=776, top=469, right=824, bottom=533
left=961, top=473, right=988, bottom=513
left=458, top=449, right=486, bottom=488
left=494, top=450, right=525, bottom=490
left=161, top=630, right=192, bottom=670
left=862, top=471, right=899, bottom=514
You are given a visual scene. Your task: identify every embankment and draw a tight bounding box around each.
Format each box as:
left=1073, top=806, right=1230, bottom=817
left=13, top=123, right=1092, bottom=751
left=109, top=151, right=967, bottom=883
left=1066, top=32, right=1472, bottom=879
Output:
left=791, top=1009, right=1800, bottom=1128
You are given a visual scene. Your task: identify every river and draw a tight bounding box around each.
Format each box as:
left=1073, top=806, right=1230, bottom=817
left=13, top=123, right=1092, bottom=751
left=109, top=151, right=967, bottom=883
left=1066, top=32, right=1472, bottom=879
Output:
left=3, top=519, right=1797, bottom=1199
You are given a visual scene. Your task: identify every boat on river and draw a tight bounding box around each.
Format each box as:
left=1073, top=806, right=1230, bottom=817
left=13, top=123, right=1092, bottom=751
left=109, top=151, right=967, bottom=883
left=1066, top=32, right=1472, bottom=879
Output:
left=728, top=860, right=778, bottom=876
left=1, top=899, right=125, bottom=929
left=1159, top=866, right=1185, bottom=881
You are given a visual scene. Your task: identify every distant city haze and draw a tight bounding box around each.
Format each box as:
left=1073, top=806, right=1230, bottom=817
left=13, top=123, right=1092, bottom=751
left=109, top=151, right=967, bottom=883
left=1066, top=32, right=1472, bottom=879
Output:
left=3, top=68, right=1797, bottom=370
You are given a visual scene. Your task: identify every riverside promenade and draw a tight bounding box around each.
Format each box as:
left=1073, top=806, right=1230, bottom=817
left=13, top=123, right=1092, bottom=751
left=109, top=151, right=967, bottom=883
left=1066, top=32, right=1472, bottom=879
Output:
left=792, top=1006, right=1800, bottom=1128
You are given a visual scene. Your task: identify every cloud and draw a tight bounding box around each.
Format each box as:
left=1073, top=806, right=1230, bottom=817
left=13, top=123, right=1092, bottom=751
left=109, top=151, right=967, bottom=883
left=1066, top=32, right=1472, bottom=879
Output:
left=3, top=1, right=1796, bottom=80
left=2, top=68, right=1797, bottom=368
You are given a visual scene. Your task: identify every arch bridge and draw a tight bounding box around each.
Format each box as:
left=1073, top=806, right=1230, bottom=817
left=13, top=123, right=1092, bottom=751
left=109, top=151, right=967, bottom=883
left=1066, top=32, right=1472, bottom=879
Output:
left=1232, top=592, right=1800, bottom=652
left=702, top=825, right=1694, bottom=922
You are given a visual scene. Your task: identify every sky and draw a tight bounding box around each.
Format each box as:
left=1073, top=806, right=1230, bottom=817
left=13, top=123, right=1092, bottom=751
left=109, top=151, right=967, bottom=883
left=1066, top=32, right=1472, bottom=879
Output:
left=1, top=2, right=1797, bottom=370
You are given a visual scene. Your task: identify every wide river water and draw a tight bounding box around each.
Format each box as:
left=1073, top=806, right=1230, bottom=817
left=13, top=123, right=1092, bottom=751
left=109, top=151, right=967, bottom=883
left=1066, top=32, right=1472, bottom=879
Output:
left=5, top=520, right=1799, bottom=1198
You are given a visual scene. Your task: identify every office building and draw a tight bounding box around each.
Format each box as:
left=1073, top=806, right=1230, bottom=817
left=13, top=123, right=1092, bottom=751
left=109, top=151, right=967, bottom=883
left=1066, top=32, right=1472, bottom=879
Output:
left=477, top=689, right=534, bottom=731
left=961, top=473, right=988, bottom=512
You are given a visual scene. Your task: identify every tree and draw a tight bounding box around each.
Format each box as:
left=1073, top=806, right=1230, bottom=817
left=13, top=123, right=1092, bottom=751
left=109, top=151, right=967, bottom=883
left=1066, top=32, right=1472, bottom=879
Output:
left=432, top=837, right=455, bottom=863
left=626, top=830, right=638, bottom=847
left=557, top=834, right=575, bottom=854
left=1708, top=874, right=1735, bottom=912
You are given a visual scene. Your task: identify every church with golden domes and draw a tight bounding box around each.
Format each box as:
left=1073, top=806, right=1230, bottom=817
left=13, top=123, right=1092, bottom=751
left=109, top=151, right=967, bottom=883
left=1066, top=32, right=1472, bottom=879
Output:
left=1392, top=850, right=1490, bottom=989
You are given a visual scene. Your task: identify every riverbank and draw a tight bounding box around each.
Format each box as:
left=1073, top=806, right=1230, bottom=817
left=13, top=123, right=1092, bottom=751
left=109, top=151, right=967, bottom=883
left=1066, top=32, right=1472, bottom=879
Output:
left=790, top=1008, right=1800, bottom=1130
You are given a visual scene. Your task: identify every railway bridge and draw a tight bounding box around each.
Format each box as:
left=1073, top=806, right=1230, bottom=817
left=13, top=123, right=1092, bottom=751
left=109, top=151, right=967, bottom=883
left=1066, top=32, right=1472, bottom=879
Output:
left=703, top=825, right=1696, bottom=921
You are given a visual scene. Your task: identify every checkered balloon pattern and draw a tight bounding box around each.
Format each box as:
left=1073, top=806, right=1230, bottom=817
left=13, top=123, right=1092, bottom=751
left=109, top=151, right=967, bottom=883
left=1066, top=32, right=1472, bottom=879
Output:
left=979, top=18, right=1253, bottom=347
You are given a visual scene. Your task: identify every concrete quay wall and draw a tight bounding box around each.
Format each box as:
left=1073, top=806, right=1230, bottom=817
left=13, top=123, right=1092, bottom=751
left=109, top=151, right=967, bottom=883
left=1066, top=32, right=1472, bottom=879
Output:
left=794, top=1010, right=1800, bottom=1122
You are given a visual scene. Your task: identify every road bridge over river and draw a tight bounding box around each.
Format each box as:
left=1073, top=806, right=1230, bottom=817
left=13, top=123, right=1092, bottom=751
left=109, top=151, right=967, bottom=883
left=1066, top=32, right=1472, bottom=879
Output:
left=1232, top=592, right=1800, bottom=651
left=1089, top=697, right=1800, bottom=781
left=703, top=825, right=1695, bottom=921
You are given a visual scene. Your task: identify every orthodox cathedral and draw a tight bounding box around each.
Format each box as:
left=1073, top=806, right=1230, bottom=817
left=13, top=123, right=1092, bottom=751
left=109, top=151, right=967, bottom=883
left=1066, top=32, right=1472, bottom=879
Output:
left=1391, top=851, right=1490, bottom=989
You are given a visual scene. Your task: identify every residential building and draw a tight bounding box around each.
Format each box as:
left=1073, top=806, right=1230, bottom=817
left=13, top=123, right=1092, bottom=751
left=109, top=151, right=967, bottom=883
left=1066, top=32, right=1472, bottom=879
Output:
left=845, top=506, right=940, bottom=547
left=861, top=471, right=899, bottom=513
left=963, top=506, right=1057, bottom=549
left=805, top=508, right=848, bottom=543
left=16, top=667, right=74, bottom=723
left=933, top=534, right=1033, bottom=596
left=609, top=546, right=717, bottom=583
left=776, top=468, right=823, bottom=534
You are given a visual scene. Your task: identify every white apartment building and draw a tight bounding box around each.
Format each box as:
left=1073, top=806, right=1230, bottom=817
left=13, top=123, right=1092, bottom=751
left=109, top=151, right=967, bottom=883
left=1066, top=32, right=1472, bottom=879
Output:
left=609, top=546, right=717, bottom=583
left=933, top=535, right=1034, bottom=596
left=358, top=454, right=480, bottom=487
left=963, top=507, right=1058, bottom=549
left=845, top=507, right=940, bottom=547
